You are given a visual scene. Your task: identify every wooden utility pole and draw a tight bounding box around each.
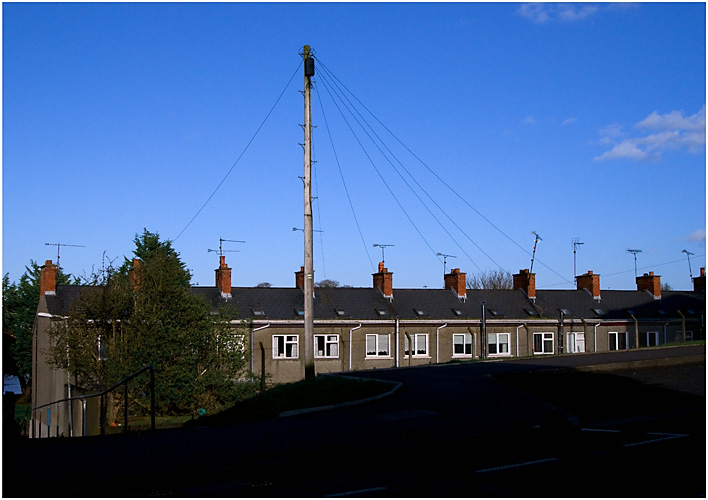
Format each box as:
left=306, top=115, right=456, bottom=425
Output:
left=302, top=45, right=315, bottom=380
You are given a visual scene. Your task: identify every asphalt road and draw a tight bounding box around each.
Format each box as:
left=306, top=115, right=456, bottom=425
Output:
left=4, top=345, right=705, bottom=497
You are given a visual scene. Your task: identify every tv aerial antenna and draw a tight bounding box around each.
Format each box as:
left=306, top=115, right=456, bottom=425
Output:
left=45, top=242, right=85, bottom=268
left=373, top=244, right=394, bottom=265
left=436, top=252, right=456, bottom=274
left=572, top=238, right=584, bottom=283
left=208, top=238, right=245, bottom=257
left=530, top=232, right=542, bottom=274
left=682, top=249, right=695, bottom=279
left=626, top=249, right=642, bottom=278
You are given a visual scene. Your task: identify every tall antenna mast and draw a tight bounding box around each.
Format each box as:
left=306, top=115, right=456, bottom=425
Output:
left=436, top=252, right=456, bottom=274
left=682, top=249, right=694, bottom=280
left=572, top=238, right=584, bottom=284
left=301, top=44, right=315, bottom=380
left=530, top=232, right=542, bottom=274
left=207, top=237, right=245, bottom=257
left=627, top=249, right=642, bottom=278
left=45, top=242, right=85, bottom=268
left=373, top=243, right=394, bottom=265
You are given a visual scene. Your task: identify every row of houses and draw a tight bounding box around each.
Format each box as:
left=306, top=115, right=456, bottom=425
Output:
left=33, top=256, right=705, bottom=429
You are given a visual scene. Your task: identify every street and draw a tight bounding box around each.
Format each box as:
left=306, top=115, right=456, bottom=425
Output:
left=4, top=345, right=705, bottom=497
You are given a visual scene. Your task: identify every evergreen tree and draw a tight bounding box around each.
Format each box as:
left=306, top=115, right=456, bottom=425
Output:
left=48, top=230, right=254, bottom=416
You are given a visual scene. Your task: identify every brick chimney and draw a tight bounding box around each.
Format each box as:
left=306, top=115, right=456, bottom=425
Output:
left=295, top=266, right=305, bottom=289
left=693, top=267, right=705, bottom=292
left=513, top=269, right=536, bottom=300
left=39, top=260, right=57, bottom=296
left=372, top=262, right=393, bottom=299
left=636, top=271, right=661, bottom=299
left=444, top=268, right=467, bottom=299
left=215, top=256, right=232, bottom=299
left=576, top=270, right=601, bottom=300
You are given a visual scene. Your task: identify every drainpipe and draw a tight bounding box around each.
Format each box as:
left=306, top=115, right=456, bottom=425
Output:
left=436, top=324, right=447, bottom=364
left=480, top=301, right=487, bottom=359
left=349, top=324, right=362, bottom=371
left=395, top=319, right=400, bottom=368
left=663, top=322, right=669, bottom=345
left=630, top=314, right=639, bottom=349
left=677, top=310, right=686, bottom=342
left=251, top=324, right=270, bottom=375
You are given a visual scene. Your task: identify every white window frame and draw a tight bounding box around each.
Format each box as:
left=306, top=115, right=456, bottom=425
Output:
left=452, top=333, right=473, bottom=357
left=644, top=331, right=660, bottom=347
left=685, top=330, right=694, bottom=342
left=533, top=332, right=554, bottom=355
left=404, top=333, right=429, bottom=357
left=566, top=332, right=585, bottom=354
left=487, top=332, right=510, bottom=357
left=609, top=331, right=628, bottom=351
left=314, top=334, right=339, bottom=358
left=273, top=334, right=299, bottom=359
left=366, top=333, right=390, bottom=358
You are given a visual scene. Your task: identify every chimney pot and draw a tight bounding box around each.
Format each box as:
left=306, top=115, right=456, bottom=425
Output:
left=693, top=267, right=706, bottom=292
left=40, top=260, right=57, bottom=296
left=513, top=269, right=536, bottom=300
left=215, top=257, right=232, bottom=298
left=636, top=271, right=661, bottom=299
left=295, top=266, right=306, bottom=290
left=373, top=262, right=393, bottom=298
left=577, top=270, right=601, bottom=299
left=444, top=268, right=467, bottom=299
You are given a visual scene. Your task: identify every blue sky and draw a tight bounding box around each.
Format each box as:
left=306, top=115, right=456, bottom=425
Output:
left=3, top=2, right=706, bottom=292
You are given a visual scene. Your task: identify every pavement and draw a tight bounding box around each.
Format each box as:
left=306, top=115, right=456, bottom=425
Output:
left=3, top=344, right=705, bottom=497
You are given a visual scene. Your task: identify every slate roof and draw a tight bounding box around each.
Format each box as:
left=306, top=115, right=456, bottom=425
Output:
left=45, top=284, right=704, bottom=323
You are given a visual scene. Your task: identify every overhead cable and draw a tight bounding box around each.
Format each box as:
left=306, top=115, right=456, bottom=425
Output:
left=172, top=62, right=303, bottom=243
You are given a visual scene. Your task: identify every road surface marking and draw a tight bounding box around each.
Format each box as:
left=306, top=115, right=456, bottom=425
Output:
left=326, top=487, right=387, bottom=497
left=477, top=457, right=558, bottom=473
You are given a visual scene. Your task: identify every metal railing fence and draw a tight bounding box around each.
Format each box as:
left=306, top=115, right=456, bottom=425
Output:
left=31, top=365, right=155, bottom=438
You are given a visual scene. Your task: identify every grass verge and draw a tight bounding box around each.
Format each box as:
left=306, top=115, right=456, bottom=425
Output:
left=185, top=375, right=394, bottom=427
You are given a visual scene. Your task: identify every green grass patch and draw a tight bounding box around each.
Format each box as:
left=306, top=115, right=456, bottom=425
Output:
left=185, top=375, right=394, bottom=427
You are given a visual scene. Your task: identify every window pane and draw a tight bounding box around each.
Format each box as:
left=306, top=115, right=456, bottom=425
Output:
left=499, top=334, right=509, bottom=354
left=416, top=335, right=427, bottom=355
left=534, top=334, right=542, bottom=353
left=274, top=336, right=283, bottom=357
left=544, top=336, right=553, bottom=353
left=453, top=335, right=463, bottom=354
left=366, top=335, right=376, bottom=356
left=378, top=334, right=389, bottom=356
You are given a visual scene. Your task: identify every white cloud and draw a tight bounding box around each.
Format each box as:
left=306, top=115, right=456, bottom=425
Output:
left=686, top=229, right=706, bottom=243
left=595, top=105, right=706, bottom=161
left=561, top=117, right=578, bottom=126
left=517, top=3, right=600, bottom=24
left=522, top=116, right=538, bottom=125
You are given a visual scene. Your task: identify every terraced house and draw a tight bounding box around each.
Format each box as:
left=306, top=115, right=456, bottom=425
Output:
left=32, top=257, right=705, bottom=436
left=199, top=260, right=705, bottom=383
